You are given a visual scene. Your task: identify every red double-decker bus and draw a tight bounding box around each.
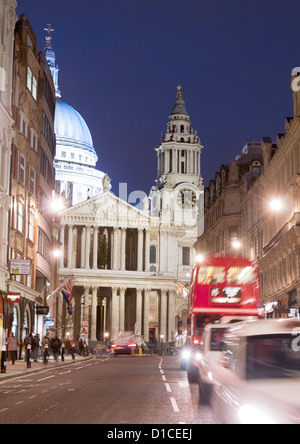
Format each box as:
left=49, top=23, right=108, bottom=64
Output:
left=184, top=255, right=262, bottom=379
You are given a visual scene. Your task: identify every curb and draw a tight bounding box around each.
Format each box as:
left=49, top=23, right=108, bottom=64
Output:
left=0, top=356, right=94, bottom=383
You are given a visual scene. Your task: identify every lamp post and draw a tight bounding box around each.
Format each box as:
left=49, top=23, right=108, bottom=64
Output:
left=160, top=334, right=164, bottom=356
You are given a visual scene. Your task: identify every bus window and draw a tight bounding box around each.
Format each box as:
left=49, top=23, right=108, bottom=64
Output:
left=198, top=266, right=226, bottom=285
left=227, top=266, right=255, bottom=285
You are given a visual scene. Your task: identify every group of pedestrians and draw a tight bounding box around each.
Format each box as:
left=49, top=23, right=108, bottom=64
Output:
left=6, top=332, right=62, bottom=363
left=5, top=332, right=90, bottom=363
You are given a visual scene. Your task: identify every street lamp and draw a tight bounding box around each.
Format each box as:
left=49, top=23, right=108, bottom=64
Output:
left=269, top=198, right=284, bottom=213
left=232, top=239, right=242, bottom=250
left=160, top=334, right=164, bottom=356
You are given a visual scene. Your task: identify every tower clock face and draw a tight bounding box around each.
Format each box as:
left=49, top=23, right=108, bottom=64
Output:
left=177, top=189, right=197, bottom=209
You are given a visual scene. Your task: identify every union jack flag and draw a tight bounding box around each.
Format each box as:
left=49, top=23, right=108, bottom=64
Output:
left=61, top=278, right=73, bottom=315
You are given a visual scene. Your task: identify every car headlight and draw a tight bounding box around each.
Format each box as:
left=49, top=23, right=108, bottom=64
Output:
left=238, top=404, right=277, bottom=425
left=182, top=350, right=192, bottom=361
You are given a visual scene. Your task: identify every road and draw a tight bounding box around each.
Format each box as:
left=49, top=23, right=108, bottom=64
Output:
left=0, top=355, right=215, bottom=424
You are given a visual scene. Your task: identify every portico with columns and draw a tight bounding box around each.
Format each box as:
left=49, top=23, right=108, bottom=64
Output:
left=57, top=191, right=190, bottom=345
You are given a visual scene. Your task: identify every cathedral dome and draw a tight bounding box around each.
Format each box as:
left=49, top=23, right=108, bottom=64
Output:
left=54, top=100, right=96, bottom=155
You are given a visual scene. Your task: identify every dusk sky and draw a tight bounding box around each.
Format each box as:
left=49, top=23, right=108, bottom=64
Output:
left=16, top=0, right=300, bottom=199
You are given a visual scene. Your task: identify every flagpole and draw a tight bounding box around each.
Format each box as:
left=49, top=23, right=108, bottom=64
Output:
left=46, top=275, right=73, bottom=301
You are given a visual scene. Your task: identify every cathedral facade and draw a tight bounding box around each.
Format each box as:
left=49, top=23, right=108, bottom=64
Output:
left=56, top=87, right=204, bottom=345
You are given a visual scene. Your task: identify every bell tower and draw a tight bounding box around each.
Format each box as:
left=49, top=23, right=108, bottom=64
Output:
left=156, top=85, right=203, bottom=190
left=150, top=85, right=204, bottom=234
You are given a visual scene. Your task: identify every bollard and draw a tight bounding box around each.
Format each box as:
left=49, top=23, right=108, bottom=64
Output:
left=1, top=346, right=7, bottom=373
left=139, top=347, right=143, bottom=357
left=44, top=344, right=48, bottom=365
left=61, top=343, right=65, bottom=362
left=26, top=344, right=31, bottom=369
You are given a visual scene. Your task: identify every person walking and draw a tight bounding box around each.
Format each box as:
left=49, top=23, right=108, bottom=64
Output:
left=42, top=333, right=51, bottom=363
left=50, top=335, right=61, bottom=361
left=7, top=333, right=18, bottom=364
left=24, top=333, right=32, bottom=363
left=32, top=334, right=40, bottom=362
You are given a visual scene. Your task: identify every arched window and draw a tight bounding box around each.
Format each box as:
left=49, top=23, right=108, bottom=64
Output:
left=150, top=246, right=157, bottom=264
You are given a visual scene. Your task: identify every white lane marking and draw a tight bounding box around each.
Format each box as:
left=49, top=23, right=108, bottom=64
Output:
left=165, top=383, right=172, bottom=392
left=170, top=397, right=180, bottom=413
left=37, top=375, right=55, bottom=382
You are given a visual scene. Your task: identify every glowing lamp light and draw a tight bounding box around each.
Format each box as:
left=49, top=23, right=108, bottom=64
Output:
left=269, top=198, right=284, bottom=213
left=232, top=240, right=242, bottom=250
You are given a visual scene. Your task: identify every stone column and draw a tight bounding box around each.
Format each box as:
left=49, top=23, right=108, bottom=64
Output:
left=83, top=286, right=90, bottom=324
left=136, top=288, right=143, bottom=327
left=80, top=227, right=86, bottom=268
left=160, top=290, right=167, bottom=340
left=102, top=298, right=107, bottom=339
left=111, top=287, right=119, bottom=338
left=85, top=225, right=91, bottom=269
left=137, top=228, right=144, bottom=272
left=120, top=228, right=126, bottom=271
left=113, top=228, right=119, bottom=271
left=67, top=224, right=73, bottom=268
left=60, top=225, right=65, bottom=268
left=119, top=287, right=126, bottom=332
left=93, top=226, right=99, bottom=270
left=143, top=289, right=150, bottom=342
left=91, top=286, right=98, bottom=341
left=145, top=229, right=150, bottom=272
left=168, top=291, right=176, bottom=343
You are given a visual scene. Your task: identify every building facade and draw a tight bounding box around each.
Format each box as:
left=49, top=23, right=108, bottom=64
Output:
left=56, top=86, right=204, bottom=346
left=7, top=14, right=57, bottom=345
left=195, top=140, right=263, bottom=257
left=195, top=69, right=300, bottom=317
left=0, top=0, right=17, bottom=348
left=241, top=71, right=300, bottom=317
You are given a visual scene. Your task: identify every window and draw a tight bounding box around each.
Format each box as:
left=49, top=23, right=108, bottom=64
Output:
left=17, top=203, right=24, bottom=233
left=182, top=247, right=190, bottom=266
left=19, top=111, right=28, bottom=137
left=198, top=266, right=226, bottom=284
left=28, top=213, right=34, bottom=242
left=150, top=246, right=157, bottom=264
left=29, top=167, right=36, bottom=195
left=27, top=67, right=32, bottom=91
left=27, top=67, right=37, bottom=100
left=229, top=226, right=238, bottom=241
left=20, top=155, right=26, bottom=185
left=30, top=127, right=38, bottom=151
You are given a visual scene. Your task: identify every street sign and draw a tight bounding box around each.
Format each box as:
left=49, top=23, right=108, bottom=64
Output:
left=36, top=306, right=49, bottom=315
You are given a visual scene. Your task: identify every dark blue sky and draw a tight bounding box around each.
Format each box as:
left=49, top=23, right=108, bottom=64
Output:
left=17, top=0, right=300, bottom=198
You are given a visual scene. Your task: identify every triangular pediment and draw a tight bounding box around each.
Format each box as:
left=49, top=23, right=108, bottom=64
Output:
left=61, top=192, right=154, bottom=228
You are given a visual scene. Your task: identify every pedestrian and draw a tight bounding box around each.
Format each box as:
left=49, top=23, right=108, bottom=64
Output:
left=32, top=334, right=40, bottom=362
left=78, top=338, right=84, bottom=356
left=50, top=335, right=61, bottom=361
left=7, top=332, right=18, bottom=364
left=24, top=333, right=32, bottom=362
left=42, top=333, right=51, bottom=356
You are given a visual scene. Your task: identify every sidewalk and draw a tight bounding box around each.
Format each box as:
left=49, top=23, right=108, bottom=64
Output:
left=0, top=354, right=93, bottom=382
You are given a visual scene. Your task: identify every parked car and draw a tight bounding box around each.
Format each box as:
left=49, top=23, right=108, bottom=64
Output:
left=211, top=319, right=300, bottom=424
